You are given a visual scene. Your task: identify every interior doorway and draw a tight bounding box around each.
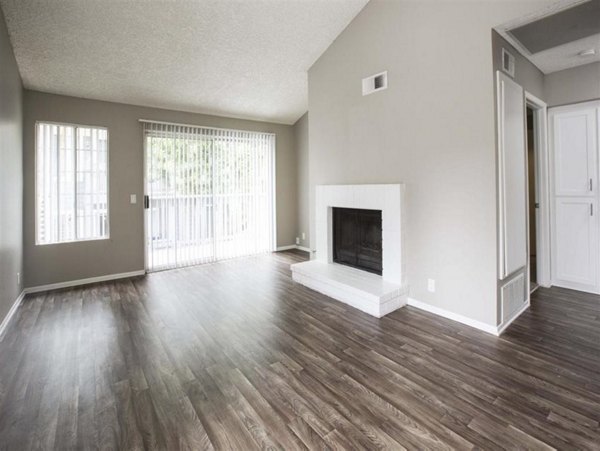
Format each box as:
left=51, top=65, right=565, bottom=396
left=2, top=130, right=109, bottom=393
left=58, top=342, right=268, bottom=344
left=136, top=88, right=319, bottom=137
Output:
left=524, top=92, right=550, bottom=293
left=526, top=107, right=538, bottom=292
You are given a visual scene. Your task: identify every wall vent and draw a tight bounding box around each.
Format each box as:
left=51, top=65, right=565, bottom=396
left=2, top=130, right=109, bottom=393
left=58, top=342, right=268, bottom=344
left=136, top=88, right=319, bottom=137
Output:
left=501, top=272, right=526, bottom=323
left=501, top=48, right=515, bottom=77
left=362, top=71, right=388, bottom=96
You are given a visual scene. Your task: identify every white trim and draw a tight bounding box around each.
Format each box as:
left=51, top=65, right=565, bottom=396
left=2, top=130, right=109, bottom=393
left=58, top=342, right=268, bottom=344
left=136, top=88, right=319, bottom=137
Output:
left=525, top=92, right=546, bottom=110
left=143, top=124, right=149, bottom=272
left=525, top=91, right=552, bottom=288
left=24, top=270, right=146, bottom=294
left=0, top=291, right=26, bottom=341
left=35, top=121, right=110, bottom=246
left=496, top=301, right=530, bottom=335
left=408, top=297, right=530, bottom=336
left=407, top=298, right=499, bottom=335
left=276, top=245, right=312, bottom=252
left=271, top=134, right=277, bottom=253
left=551, top=281, right=600, bottom=295
left=276, top=245, right=297, bottom=251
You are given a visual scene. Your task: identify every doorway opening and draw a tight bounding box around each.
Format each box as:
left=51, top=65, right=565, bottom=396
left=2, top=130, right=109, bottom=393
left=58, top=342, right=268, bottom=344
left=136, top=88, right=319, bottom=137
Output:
left=524, top=92, right=550, bottom=294
left=526, top=107, right=538, bottom=292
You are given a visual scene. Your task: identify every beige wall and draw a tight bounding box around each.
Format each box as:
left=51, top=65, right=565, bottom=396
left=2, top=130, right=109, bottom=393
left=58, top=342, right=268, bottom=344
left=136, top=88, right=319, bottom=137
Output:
left=23, top=90, right=297, bottom=287
left=545, top=62, right=600, bottom=107
left=293, top=112, right=310, bottom=249
left=0, top=6, right=23, bottom=323
left=307, top=0, right=552, bottom=326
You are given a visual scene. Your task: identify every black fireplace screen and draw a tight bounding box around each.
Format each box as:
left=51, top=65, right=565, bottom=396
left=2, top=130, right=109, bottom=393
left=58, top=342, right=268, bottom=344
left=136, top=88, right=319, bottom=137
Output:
left=332, top=207, right=382, bottom=275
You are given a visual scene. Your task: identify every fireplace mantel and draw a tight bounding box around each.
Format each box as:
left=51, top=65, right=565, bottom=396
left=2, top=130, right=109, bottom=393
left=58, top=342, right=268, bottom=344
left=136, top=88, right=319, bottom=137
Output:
left=291, top=184, right=407, bottom=318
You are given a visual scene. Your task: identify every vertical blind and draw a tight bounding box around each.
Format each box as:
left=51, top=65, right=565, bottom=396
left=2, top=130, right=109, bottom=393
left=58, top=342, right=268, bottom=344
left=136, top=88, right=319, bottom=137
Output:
left=36, top=122, right=109, bottom=245
left=143, top=121, right=276, bottom=272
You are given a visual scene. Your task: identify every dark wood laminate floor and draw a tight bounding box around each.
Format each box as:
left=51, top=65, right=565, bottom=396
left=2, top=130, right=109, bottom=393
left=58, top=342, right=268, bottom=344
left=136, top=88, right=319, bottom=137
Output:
left=1, top=250, right=599, bottom=450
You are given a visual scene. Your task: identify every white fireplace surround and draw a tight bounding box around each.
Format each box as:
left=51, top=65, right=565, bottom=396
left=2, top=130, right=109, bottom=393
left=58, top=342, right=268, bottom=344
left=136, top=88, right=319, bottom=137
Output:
left=291, top=184, right=408, bottom=317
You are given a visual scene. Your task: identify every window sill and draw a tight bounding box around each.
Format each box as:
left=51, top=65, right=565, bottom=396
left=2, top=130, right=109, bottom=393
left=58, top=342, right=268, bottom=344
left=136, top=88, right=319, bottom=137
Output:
left=35, top=236, right=111, bottom=246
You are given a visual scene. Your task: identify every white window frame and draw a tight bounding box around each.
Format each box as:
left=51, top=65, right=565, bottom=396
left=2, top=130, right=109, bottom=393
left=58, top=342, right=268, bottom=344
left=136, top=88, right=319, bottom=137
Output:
left=35, top=121, right=110, bottom=245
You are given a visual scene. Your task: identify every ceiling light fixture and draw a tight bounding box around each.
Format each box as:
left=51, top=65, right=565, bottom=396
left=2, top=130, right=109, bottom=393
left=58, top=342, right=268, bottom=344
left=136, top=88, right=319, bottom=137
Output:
left=578, top=48, right=597, bottom=57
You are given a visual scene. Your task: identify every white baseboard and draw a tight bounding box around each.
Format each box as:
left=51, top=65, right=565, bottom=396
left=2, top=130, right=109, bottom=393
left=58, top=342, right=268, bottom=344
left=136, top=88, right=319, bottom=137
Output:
left=276, top=245, right=312, bottom=253
left=551, top=280, right=600, bottom=295
left=496, top=301, right=529, bottom=335
left=276, top=245, right=297, bottom=251
left=407, top=297, right=499, bottom=335
left=24, top=270, right=146, bottom=295
left=0, top=290, right=26, bottom=340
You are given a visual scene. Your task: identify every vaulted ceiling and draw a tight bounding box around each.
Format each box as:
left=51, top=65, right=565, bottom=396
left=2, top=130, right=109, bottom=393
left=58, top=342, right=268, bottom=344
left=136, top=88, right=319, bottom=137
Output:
left=0, top=0, right=369, bottom=124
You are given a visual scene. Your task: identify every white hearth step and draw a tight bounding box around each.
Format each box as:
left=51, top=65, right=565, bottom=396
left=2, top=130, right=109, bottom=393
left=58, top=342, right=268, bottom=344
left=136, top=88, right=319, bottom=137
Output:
left=291, top=260, right=407, bottom=318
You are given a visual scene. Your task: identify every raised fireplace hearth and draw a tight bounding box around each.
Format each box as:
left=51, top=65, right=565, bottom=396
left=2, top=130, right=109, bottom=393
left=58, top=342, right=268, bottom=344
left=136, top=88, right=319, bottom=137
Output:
left=291, top=184, right=407, bottom=318
left=333, top=207, right=382, bottom=275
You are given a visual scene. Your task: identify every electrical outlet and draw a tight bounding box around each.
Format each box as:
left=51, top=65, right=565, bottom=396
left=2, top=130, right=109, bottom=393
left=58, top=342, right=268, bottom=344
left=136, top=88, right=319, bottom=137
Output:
left=301, top=232, right=306, bottom=240
left=295, top=237, right=300, bottom=245
left=427, top=278, right=435, bottom=293
left=17, top=272, right=20, bottom=286
left=130, top=194, right=137, bottom=204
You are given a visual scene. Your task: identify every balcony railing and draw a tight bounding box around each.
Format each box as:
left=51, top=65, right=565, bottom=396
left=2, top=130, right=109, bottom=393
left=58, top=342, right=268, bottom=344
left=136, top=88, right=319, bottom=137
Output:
left=145, top=193, right=272, bottom=270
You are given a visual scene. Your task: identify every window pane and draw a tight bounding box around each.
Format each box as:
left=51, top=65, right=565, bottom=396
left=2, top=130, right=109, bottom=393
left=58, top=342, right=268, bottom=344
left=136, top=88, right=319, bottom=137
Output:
left=58, top=125, right=75, bottom=242
left=36, top=122, right=109, bottom=244
left=76, top=127, right=108, bottom=241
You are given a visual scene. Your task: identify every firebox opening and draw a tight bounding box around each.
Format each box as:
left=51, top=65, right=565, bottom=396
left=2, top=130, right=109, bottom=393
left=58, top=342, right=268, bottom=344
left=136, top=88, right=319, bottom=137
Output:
left=332, top=207, right=382, bottom=275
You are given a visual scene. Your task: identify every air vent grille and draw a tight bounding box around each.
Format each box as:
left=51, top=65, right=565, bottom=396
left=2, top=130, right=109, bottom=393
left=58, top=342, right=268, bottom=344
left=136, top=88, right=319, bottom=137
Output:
left=501, top=48, right=515, bottom=77
left=362, top=71, right=388, bottom=96
left=501, top=273, right=526, bottom=323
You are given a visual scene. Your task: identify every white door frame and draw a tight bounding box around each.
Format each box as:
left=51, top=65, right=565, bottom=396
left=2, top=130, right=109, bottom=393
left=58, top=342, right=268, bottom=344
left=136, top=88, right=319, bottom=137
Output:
left=525, top=92, right=551, bottom=288
left=143, top=128, right=150, bottom=272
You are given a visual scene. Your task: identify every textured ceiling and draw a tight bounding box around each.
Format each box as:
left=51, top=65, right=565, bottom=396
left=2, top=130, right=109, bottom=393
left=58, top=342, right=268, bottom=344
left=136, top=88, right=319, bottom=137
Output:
left=0, top=0, right=369, bottom=124
left=496, top=0, right=600, bottom=74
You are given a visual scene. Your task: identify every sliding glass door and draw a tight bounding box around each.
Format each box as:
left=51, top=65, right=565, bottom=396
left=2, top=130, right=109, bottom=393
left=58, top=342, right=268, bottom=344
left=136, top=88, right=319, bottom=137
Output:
left=143, top=121, right=275, bottom=272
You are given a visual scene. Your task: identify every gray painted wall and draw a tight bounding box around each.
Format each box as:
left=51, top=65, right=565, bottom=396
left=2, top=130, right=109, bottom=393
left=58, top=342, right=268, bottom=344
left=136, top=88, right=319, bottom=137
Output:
left=492, top=33, right=599, bottom=109
left=23, top=90, right=297, bottom=288
left=307, top=0, right=552, bottom=326
left=492, top=31, right=545, bottom=100
left=0, top=6, right=23, bottom=323
left=293, top=112, right=310, bottom=249
left=545, top=62, right=600, bottom=107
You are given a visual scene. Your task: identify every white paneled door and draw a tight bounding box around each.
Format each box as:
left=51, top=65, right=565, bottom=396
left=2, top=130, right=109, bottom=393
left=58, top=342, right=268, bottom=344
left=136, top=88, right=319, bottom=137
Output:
left=553, top=107, right=597, bottom=197
left=554, top=198, right=597, bottom=287
left=143, top=121, right=276, bottom=272
left=497, top=72, right=527, bottom=279
left=550, top=102, right=599, bottom=293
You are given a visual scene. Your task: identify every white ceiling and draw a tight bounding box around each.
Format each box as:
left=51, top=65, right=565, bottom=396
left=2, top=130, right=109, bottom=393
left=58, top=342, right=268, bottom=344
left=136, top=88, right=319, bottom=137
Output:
left=496, top=0, right=600, bottom=74
left=0, top=0, right=369, bottom=124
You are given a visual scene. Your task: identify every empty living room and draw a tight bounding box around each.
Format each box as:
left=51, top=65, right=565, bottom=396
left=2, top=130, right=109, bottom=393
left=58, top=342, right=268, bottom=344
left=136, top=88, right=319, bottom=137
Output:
left=1, top=0, right=600, bottom=449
